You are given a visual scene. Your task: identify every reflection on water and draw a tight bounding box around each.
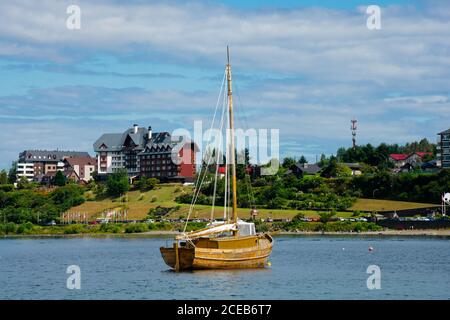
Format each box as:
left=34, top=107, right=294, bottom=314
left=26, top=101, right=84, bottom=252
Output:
left=0, top=236, right=449, bottom=299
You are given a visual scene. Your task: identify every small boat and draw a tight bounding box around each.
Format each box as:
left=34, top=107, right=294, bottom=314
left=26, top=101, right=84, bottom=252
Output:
left=160, top=47, right=273, bottom=271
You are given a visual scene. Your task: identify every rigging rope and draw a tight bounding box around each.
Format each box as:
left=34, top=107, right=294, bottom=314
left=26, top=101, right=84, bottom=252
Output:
left=183, top=69, right=226, bottom=233
left=210, top=85, right=227, bottom=221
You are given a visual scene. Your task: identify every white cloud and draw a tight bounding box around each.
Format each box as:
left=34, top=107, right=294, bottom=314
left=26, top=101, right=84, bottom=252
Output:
left=1, top=0, right=450, bottom=168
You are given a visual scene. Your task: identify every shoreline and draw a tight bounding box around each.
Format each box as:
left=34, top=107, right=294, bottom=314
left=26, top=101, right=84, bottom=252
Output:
left=276, top=229, right=450, bottom=237
left=2, top=229, right=450, bottom=238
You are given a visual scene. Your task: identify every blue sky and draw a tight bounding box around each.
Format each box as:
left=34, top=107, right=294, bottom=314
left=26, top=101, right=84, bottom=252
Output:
left=0, top=0, right=449, bottom=169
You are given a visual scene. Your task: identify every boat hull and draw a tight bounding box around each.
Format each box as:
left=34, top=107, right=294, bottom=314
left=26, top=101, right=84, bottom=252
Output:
left=160, top=234, right=273, bottom=270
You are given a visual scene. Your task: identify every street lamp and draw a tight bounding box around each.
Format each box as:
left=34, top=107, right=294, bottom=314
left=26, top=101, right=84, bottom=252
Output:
left=373, top=188, right=379, bottom=198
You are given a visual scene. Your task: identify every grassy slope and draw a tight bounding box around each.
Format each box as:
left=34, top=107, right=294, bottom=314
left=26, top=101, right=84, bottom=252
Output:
left=67, top=185, right=436, bottom=221
left=350, top=198, right=436, bottom=212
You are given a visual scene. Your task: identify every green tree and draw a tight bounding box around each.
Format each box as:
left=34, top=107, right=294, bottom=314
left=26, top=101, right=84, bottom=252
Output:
left=8, top=162, right=17, bottom=184
left=236, top=148, right=250, bottom=180
left=318, top=154, right=329, bottom=167
left=137, top=177, right=159, bottom=191
left=282, top=157, right=296, bottom=169
left=299, top=155, right=307, bottom=164
left=106, top=169, right=129, bottom=196
left=0, top=170, right=8, bottom=184
left=16, top=176, right=31, bottom=189
left=54, top=170, right=66, bottom=186
left=319, top=211, right=336, bottom=223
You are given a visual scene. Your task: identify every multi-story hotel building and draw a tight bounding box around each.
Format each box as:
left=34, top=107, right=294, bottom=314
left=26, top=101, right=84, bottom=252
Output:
left=437, top=128, right=450, bottom=169
left=17, top=150, right=91, bottom=181
left=93, top=124, right=197, bottom=181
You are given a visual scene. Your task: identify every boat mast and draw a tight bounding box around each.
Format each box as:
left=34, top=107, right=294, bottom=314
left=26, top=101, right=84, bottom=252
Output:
left=226, top=46, right=238, bottom=228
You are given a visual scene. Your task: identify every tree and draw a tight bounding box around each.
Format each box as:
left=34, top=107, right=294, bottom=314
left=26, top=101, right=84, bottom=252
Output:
left=8, top=162, right=17, bottom=184
left=282, top=157, right=296, bottom=169
left=299, top=155, right=307, bottom=164
left=320, top=156, right=338, bottom=178
left=54, top=171, right=66, bottom=186
left=106, top=169, right=129, bottom=196
left=319, top=211, right=336, bottom=223
left=137, top=177, right=159, bottom=191
left=0, top=170, right=8, bottom=184
left=318, top=154, right=329, bottom=167
left=236, top=148, right=250, bottom=180
left=16, top=176, right=31, bottom=189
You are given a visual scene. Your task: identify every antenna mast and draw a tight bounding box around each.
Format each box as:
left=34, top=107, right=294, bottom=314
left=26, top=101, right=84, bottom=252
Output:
left=351, top=118, right=357, bottom=149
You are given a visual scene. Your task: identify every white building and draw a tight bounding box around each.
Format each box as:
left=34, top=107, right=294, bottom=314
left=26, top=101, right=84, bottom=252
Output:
left=16, top=163, right=34, bottom=181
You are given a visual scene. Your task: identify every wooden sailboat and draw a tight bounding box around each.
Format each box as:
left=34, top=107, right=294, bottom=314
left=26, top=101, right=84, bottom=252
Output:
left=160, top=47, right=273, bottom=271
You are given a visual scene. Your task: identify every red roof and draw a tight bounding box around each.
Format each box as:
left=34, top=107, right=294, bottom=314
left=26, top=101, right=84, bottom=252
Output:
left=217, top=166, right=252, bottom=174
left=389, top=154, right=408, bottom=161
left=414, top=152, right=432, bottom=158
left=390, top=152, right=432, bottom=161
left=64, top=157, right=97, bottom=167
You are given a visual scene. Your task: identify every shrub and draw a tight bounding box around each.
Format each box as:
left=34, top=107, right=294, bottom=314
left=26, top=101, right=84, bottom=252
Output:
left=100, top=223, right=122, bottom=233
left=184, top=222, right=207, bottom=232
left=352, top=210, right=362, bottom=217
left=125, top=223, right=148, bottom=233
left=254, top=220, right=269, bottom=232
left=0, top=184, right=14, bottom=192
left=2, top=222, right=18, bottom=234
left=63, top=224, right=85, bottom=234
left=318, top=211, right=337, bottom=223
left=147, top=206, right=173, bottom=218
left=106, top=169, right=129, bottom=196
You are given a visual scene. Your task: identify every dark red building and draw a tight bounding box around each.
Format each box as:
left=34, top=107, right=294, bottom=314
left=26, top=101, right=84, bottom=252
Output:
left=138, top=133, right=198, bottom=182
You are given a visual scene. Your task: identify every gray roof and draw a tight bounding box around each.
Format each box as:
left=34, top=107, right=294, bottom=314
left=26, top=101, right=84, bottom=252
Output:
left=295, top=163, right=321, bottom=174
left=93, top=133, right=124, bottom=151
left=19, top=150, right=90, bottom=162
left=93, top=126, right=182, bottom=153
left=139, top=133, right=182, bottom=154
left=341, top=162, right=363, bottom=169
left=438, top=128, right=450, bottom=135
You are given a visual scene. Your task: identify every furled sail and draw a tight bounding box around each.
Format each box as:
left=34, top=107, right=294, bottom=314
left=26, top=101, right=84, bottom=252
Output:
left=176, top=223, right=237, bottom=240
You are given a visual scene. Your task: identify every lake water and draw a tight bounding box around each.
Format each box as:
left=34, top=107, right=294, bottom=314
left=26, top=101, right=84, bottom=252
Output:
left=0, top=235, right=449, bottom=299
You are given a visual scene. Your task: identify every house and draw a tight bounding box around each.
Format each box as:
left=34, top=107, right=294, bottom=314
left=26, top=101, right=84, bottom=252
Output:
left=389, top=152, right=432, bottom=168
left=341, top=162, right=363, bottom=175
left=63, top=157, right=97, bottom=183
left=389, top=154, right=409, bottom=167
left=290, top=162, right=321, bottom=177
left=35, top=171, right=74, bottom=185
left=93, top=124, right=198, bottom=182
left=216, top=166, right=252, bottom=179
left=421, top=159, right=439, bottom=172
left=437, top=128, right=450, bottom=169
left=17, top=150, right=91, bottom=181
